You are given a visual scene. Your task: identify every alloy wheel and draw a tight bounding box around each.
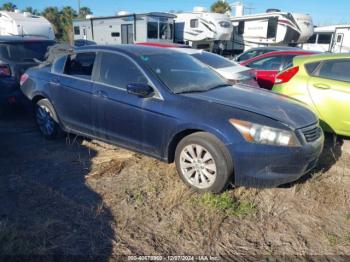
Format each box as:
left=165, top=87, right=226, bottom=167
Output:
left=36, top=105, right=55, bottom=136
left=179, top=144, right=217, bottom=189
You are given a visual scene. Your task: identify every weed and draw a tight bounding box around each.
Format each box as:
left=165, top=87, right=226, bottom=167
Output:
left=326, top=233, right=339, bottom=247
left=196, top=192, right=255, bottom=217
left=346, top=213, right=350, bottom=222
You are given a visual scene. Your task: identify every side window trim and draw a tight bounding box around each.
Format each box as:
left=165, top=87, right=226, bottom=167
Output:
left=93, top=50, right=164, bottom=100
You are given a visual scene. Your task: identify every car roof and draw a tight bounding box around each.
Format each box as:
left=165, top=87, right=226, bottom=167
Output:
left=293, top=52, right=350, bottom=64
left=244, top=46, right=302, bottom=52
left=241, top=50, right=318, bottom=64
left=77, top=44, right=179, bottom=57
left=169, top=48, right=203, bottom=54
left=135, top=42, right=191, bottom=49
left=0, top=35, right=55, bottom=43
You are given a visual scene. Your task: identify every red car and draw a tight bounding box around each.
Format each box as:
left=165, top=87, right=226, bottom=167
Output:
left=240, top=50, right=317, bottom=89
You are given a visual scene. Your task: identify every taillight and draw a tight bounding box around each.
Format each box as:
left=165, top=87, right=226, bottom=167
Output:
left=0, top=64, right=11, bottom=77
left=20, top=73, right=29, bottom=86
left=275, top=66, right=299, bottom=85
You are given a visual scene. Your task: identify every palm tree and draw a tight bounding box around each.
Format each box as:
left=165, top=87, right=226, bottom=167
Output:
left=1, top=2, right=17, bottom=11
left=79, top=6, right=92, bottom=19
left=42, top=7, right=62, bottom=39
left=210, top=0, right=231, bottom=14
left=60, top=6, right=78, bottom=44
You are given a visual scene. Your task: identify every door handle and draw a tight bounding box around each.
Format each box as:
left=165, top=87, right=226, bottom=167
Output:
left=50, top=78, right=60, bottom=86
left=93, top=90, right=109, bottom=98
left=313, top=83, right=330, bottom=90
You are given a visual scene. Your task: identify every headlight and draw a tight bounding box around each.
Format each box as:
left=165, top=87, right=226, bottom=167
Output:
left=229, top=119, right=300, bottom=147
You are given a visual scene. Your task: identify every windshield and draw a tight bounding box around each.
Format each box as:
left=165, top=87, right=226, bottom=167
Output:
left=192, top=52, right=235, bottom=69
left=141, top=53, right=229, bottom=94
left=0, top=41, right=55, bottom=62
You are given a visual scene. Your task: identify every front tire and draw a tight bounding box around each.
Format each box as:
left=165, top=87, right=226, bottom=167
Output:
left=35, top=99, right=63, bottom=139
left=175, top=132, right=233, bottom=193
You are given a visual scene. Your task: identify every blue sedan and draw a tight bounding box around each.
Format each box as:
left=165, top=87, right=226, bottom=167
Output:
left=20, top=45, right=324, bottom=193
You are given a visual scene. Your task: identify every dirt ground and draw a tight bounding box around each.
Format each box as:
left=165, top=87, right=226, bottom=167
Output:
left=0, top=108, right=349, bottom=260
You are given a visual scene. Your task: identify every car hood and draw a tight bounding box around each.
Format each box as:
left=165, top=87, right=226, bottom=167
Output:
left=182, top=85, right=317, bottom=129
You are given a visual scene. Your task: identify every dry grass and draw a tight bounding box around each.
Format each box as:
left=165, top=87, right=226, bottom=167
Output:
left=1, top=117, right=350, bottom=257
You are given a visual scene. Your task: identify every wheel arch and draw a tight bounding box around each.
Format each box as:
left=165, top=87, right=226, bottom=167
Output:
left=32, top=94, right=46, bottom=104
left=165, top=126, right=231, bottom=163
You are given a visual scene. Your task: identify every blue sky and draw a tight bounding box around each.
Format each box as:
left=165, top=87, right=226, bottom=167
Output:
left=1, top=0, right=348, bottom=25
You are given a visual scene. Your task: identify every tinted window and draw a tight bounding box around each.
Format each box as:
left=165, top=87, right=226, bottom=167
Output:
left=141, top=53, right=228, bottom=94
left=192, top=52, right=234, bottom=69
left=147, top=22, right=158, bottom=39
left=283, top=55, right=297, bottom=70
left=190, top=19, right=198, bottom=28
left=247, top=56, right=283, bottom=70
left=64, top=52, right=96, bottom=79
left=74, top=26, right=80, bottom=35
left=316, top=60, right=350, bottom=82
left=0, top=41, right=55, bottom=62
left=97, top=52, right=147, bottom=89
left=52, top=55, right=67, bottom=74
left=318, top=33, right=332, bottom=44
left=237, top=50, right=267, bottom=62
left=267, top=17, right=278, bottom=38
left=238, top=21, right=245, bottom=35
left=159, top=22, right=173, bottom=40
left=305, top=62, right=321, bottom=75
left=307, top=34, right=317, bottom=44
left=336, top=34, right=343, bottom=43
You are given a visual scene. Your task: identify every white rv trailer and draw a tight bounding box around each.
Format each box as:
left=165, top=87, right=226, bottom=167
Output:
left=73, top=12, right=175, bottom=45
left=303, top=25, right=350, bottom=53
left=174, top=7, right=233, bottom=51
left=225, top=5, right=314, bottom=53
left=0, top=10, right=55, bottom=39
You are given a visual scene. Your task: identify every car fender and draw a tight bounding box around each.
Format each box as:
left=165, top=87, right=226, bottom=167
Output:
left=163, top=122, right=236, bottom=163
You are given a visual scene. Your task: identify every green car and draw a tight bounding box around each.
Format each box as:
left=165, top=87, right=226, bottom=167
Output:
left=272, top=53, right=350, bottom=137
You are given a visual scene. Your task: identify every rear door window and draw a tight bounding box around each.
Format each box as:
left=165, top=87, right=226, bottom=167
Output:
left=96, top=52, right=148, bottom=89
left=315, top=59, right=350, bottom=82
left=64, top=52, right=96, bottom=80
left=247, top=56, right=283, bottom=71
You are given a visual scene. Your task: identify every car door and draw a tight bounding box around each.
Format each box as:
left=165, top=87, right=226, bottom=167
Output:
left=246, top=55, right=283, bottom=89
left=307, top=59, right=350, bottom=134
left=49, top=52, right=96, bottom=134
left=91, top=51, right=168, bottom=156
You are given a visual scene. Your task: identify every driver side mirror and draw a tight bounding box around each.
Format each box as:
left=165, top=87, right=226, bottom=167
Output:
left=126, top=83, right=154, bottom=98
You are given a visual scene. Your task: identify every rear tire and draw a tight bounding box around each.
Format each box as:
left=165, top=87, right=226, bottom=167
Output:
left=35, top=99, right=64, bottom=139
left=175, top=132, right=233, bottom=193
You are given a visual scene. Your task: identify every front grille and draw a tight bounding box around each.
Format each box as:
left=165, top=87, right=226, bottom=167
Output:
left=301, top=124, right=322, bottom=143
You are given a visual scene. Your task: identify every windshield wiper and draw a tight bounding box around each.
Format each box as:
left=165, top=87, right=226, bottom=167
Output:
left=208, top=84, right=231, bottom=90
left=175, top=89, right=208, bottom=94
